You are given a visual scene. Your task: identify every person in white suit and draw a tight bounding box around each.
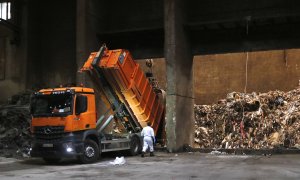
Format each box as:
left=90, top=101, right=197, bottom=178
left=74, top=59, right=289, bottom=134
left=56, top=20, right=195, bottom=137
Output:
left=141, top=121, right=155, bottom=157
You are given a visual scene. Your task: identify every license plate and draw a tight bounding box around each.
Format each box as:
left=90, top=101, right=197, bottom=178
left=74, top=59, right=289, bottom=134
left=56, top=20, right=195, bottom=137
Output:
left=42, top=144, right=53, bottom=147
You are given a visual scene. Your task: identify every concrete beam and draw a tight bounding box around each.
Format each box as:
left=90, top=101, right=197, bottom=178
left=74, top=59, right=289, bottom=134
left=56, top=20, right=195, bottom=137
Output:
left=164, top=0, right=195, bottom=152
left=190, top=20, right=300, bottom=55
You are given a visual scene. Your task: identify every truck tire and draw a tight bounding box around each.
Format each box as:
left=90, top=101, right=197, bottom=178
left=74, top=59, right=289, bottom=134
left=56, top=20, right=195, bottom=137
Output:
left=43, top=157, right=61, bottom=164
left=78, top=139, right=100, bottom=164
left=128, top=136, right=141, bottom=156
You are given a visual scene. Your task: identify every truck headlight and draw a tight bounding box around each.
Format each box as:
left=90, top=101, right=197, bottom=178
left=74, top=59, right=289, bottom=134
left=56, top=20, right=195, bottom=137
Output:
left=63, top=142, right=74, bottom=153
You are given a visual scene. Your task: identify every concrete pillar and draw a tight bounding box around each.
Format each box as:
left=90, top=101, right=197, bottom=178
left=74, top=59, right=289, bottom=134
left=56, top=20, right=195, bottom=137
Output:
left=76, top=0, right=88, bottom=85
left=76, top=0, right=103, bottom=87
left=164, top=0, right=194, bottom=152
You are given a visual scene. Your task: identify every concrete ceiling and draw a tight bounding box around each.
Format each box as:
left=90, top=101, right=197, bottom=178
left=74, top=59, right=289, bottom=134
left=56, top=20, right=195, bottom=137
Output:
left=95, top=0, right=300, bottom=58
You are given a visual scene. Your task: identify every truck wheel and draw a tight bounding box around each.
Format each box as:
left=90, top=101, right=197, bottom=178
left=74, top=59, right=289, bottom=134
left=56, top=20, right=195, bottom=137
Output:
left=128, top=136, right=141, bottom=156
left=78, top=139, right=100, bottom=164
left=43, top=157, right=61, bottom=164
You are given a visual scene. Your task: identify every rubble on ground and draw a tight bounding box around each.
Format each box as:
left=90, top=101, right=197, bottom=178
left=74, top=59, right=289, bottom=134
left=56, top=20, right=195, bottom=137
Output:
left=0, top=91, right=32, bottom=158
left=194, top=88, right=300, bottom=149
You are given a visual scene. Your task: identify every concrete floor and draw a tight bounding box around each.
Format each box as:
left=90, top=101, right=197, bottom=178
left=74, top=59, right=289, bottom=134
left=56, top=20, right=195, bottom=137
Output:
left=0, top=152, right=300, bottom=180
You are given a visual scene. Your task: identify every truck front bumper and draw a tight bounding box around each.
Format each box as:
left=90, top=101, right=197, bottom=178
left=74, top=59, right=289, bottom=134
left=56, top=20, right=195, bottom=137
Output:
left=30, top=136, right=84, bottom=158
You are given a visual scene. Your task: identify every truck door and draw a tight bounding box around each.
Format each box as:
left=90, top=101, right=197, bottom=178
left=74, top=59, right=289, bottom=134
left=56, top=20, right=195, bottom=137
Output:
left=74, top=95, right=88, bottom=130
left=74, top=94, right=97, bottom=130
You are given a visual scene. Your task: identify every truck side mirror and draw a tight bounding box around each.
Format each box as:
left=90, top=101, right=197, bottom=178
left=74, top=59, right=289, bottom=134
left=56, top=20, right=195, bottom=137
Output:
left=75, top=95, right=87, bottom=115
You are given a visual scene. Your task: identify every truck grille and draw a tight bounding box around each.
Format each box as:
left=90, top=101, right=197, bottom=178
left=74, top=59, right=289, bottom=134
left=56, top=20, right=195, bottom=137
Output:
left=34, top=126, right=65, bottom=142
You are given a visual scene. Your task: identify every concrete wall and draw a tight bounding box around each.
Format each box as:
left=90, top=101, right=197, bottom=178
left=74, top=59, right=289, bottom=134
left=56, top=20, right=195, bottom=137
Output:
left=0, top=1, right=28, bottom=103
left=196, top=49, right=300, bottom=104
left=0, top=0, right=77, bottom=103
left=137, top=49, right=300, bottom=105
left=0, top=37, right=26, bottom=103
left=26, top=0, right=77, bottom=90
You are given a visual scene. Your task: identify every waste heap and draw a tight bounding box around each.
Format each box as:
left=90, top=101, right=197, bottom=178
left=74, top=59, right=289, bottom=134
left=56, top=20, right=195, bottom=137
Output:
left=194, top=88, right=300, bottom=149
left=0, top=91, right=32, bottom=158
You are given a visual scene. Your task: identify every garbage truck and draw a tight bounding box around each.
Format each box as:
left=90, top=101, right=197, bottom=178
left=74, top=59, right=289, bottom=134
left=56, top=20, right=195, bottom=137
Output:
left=29, top=45, right=165, bottom=163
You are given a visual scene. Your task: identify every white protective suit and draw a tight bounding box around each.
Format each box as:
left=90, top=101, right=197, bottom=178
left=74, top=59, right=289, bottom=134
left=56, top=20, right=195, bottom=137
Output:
left=141, top=125, right=155, bottom=152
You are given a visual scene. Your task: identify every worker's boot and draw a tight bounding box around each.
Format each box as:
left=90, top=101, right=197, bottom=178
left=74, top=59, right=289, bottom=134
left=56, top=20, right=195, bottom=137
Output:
left=150, top=152, right=154, bottom=157
left=141, top=152, right=145, bottom=158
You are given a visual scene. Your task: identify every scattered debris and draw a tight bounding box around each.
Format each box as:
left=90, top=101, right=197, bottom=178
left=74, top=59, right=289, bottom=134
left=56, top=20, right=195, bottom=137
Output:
left=194, top=88, right=300, bottom=149
left=109, top=156, right=126, bottom=165
left=209, top=150, right=227, bottom=155
left=262, top=153, right=272, bottom=157
left=0, top=91, right=32, bottom=159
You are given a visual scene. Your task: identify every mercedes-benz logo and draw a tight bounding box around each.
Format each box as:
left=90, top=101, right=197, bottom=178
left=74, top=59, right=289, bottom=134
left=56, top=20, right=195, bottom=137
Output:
left=43, top=127, right=52, bottom=134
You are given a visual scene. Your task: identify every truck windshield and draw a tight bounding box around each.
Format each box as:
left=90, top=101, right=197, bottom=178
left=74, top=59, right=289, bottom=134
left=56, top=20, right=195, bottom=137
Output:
left=31, top=93, right=73, bottom=117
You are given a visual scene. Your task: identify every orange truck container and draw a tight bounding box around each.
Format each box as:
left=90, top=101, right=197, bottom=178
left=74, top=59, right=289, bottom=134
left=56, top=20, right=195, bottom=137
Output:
left=82, top=46, right=165, bottom=134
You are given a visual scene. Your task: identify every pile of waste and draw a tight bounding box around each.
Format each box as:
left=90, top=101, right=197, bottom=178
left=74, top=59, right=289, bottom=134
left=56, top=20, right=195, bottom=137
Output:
left=0, top=91, right=32, bottom=158
left=194, top=88, right=300, bottom=149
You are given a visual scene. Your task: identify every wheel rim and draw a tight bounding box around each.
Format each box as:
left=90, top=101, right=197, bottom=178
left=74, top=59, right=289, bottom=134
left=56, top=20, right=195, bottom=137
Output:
left=85, top=146, right=95, bottom=158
